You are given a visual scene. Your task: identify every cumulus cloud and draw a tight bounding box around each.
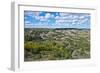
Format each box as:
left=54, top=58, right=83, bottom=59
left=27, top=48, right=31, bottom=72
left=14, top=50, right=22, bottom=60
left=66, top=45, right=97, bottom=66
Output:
left=79, top=15, right=85, bottom=19
left=35, top=16, right=40, bottom=20
left=73, top=15, right=79, bottom=19
left=25, top=21, right=31, bottom=24
left=24, top=11, right=90, bottom=28
left=60, top=13, right=69, bottom=16
left=24, top=11, right=34, bottom=17
left=45, top=13, right=51, bottom=18
left=55, top=16, right=60, bottom=19
left=39, top=16, right=46, bottom=21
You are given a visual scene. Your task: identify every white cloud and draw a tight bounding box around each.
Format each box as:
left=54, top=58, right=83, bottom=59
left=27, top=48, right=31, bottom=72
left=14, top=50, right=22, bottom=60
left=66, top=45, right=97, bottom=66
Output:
left=56, top=19, right=73, bottom=24
left=39, top=16, right=47, bottom=21
left=51, top=14, right=54, bottom=18
left=24, top=11, right=34, bottom=16
left=45, top=13, right=51, bottom=18
left=79, top=15, right=85, bottom=19
left=25, top=21, right=31, bottom=24
left=25, top=11, right=90, bottom=28
left=80, top=18, right=88, bottom=24
left=55, top=16, right=60, bottom=19
left=72, top=19, right=78, bottom=22
left=72, top=15, right=79, bottom=19
left=60, top=13, right=69, bottom=16
left=33, top=12, right=40, bottom=16
left=72, top=22, right=76, bottom=25
left=59, top=13, right=76, bottom=20
left=67, top=15, right=73, bottom=19
left=37, top=13, right=55, bottom=22
left=35, top=16, right=40, bottom=20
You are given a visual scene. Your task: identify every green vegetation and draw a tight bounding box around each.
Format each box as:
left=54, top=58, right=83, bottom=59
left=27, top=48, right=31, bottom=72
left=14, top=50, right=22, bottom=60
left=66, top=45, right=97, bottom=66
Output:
left=24, top=28, right=90, bottom=61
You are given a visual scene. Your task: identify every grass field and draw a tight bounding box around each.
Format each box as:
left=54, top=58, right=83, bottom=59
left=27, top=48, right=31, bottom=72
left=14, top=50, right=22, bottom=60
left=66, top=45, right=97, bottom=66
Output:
left=24, top=28, right=90, bottom=61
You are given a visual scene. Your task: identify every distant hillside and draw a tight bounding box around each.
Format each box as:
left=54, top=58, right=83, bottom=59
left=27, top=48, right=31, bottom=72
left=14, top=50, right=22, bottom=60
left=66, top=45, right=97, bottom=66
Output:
left=25, top=28, right=90, bottom=31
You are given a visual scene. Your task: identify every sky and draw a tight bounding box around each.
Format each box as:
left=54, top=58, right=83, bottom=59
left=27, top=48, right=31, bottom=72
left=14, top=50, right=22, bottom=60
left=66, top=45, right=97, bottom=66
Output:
left=24, top=11, right=90, bottom=29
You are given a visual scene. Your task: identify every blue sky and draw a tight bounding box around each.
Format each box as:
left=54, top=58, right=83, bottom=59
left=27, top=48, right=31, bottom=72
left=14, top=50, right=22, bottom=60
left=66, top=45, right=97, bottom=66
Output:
left=24, top=11, right=90, bottom=29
